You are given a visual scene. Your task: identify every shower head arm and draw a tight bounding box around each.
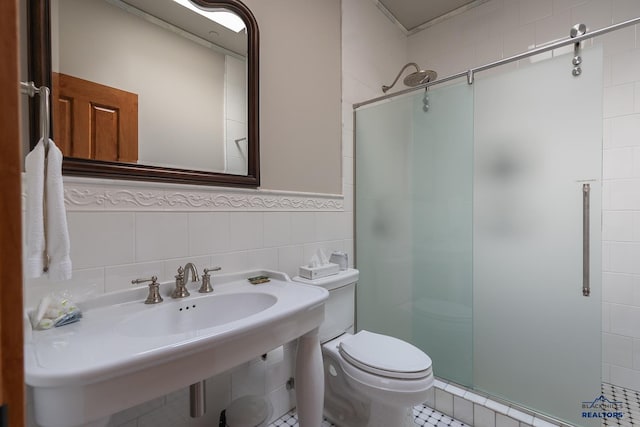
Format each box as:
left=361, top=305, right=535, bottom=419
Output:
left=382, top=62, right=421, bottom=93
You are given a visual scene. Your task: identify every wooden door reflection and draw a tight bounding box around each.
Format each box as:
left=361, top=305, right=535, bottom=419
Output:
left=53, top=72, right=138, bottom=162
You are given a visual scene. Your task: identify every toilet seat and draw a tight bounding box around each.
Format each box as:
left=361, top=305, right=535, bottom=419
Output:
left=322, top=331, right=435, bottom=418
left=338, top=331, right=432, bottom=380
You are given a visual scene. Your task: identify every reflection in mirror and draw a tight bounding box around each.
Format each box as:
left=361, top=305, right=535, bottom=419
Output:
left=54, top=0, right=248, bottom=173
left=28, top=0, right=259, bottom=187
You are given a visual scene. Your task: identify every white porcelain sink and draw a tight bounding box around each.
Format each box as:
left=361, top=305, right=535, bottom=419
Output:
left=117, top=292, right=277, bottom=338
left=24, top=270, right=328, bottom=427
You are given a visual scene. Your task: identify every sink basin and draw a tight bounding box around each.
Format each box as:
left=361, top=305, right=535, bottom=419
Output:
left=24, top=270, right=328, bottom=427
left=117, top=292, right=277, bottom=338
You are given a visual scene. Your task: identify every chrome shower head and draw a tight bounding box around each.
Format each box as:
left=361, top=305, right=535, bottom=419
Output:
left=382, top=63, right=437, bottom=93
left=403, top=69, right=438, bottom=87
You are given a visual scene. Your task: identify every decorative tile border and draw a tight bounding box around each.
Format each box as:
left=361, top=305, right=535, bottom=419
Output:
left=22, top=175, right=344, bottom=212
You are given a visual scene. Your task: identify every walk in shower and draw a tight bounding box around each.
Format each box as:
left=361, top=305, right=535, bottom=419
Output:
left=354, top=41, right=605, bottom=426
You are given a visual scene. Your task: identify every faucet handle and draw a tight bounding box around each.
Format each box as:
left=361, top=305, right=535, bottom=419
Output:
left=199, top=267, right=221, bottom=293
left=131, top=275, right=158, bottom=286
left=172, top=266, right=190, bottom=298
left=131, top=276, right=163, bottom=304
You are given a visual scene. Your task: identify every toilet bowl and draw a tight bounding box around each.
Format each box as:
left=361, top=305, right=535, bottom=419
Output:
left=293, top=269, right=434, bottom=427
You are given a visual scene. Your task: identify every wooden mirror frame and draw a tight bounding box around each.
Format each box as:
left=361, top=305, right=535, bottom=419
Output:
left=27, top=0, right=260, bottom=187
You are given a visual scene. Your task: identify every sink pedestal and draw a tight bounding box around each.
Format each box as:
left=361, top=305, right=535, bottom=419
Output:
left=295, top=328, right=324, bottom=427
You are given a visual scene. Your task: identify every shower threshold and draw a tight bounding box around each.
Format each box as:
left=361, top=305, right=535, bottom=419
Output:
left=269, top=381, right=633, bottom=426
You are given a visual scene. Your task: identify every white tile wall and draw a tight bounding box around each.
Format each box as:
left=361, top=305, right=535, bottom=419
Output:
left=604, top=84, right=635, bottom=118
left=475, top=404, right=496, bottom=427
left=263, top=212, right=292, bottom=248
left=187, top=212, right=231, bottom=256
left=135, top=212, right=189, bottom=262
left=67, top=212, right=135, bottom=269
left=104, top=261, right=164, bottom=293
left=341, top=0, right=408, bottom=123
left=454, top=395, right=474, bottom=425
left=435, top=387, right=454, bottom=417
left=228, top=211, right=264, bottom=252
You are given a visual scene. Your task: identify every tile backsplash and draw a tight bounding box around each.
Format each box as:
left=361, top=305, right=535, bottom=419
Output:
left=22, top=177, right=352, bottom=309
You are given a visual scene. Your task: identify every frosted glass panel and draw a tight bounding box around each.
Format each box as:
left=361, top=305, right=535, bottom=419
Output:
left=356, top=83, right=474, bottom=386
left=410, top=84, right=474, bottom=386
left=356, top=95, right=415, bottom=343
left=473, top=47, right=602, bottom=426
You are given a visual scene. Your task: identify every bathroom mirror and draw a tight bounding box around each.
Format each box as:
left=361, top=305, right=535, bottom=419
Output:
left=27, top=0, right=259, bottom=187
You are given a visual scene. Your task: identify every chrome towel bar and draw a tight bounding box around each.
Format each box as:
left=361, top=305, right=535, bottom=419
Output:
left=20, top=81, right=50, bottom=149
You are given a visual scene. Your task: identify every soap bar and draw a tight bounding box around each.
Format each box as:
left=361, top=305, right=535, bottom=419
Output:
left=248, top=275, right=270, bottom=285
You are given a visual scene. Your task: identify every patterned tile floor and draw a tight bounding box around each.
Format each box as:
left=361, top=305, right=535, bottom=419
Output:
left=602, top=383, right=640, bottom=426
left=269, top=383, right=638, bottom=427
left=268, top=405, right=469, bottom=427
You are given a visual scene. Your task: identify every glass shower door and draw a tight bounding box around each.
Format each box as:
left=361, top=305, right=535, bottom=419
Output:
left=473, top=47, right=602, bottom=425
left=355, top=83, right=474, bottom=387
left=355, top=94, right=416, bottom=344
left=410, top=83, right=474, bottom=387
left=356, top=46, right=602, bottom=426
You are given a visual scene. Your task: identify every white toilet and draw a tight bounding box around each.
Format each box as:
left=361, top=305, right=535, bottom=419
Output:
left=293, top=269, right=434, bottom=427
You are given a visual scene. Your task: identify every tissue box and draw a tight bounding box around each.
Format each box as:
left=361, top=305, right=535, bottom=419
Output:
left=298, top=263, right=340, bottom=280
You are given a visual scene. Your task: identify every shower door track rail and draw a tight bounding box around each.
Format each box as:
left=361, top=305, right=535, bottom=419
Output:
left=354, top=16, right=640, bottom=109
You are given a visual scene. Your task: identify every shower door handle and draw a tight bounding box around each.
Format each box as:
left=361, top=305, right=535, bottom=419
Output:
left=582, top=183, right=590, bottom=297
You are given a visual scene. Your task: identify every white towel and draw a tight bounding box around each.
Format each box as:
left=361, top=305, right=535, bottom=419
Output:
left=24, top=138, right=72, bottom=281
left=25, top=139, right=47, bottom=278
left=46, top=141, right=72, bottom=281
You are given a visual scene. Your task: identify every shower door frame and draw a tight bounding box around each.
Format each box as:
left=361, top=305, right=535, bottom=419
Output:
left=354, top=16, right=640, bottom=110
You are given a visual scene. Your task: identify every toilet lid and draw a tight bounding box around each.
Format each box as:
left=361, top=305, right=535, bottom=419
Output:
left=338, top=330, right=433, bottom=380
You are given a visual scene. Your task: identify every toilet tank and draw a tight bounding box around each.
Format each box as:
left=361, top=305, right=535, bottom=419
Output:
left=293, top=268, right=359, bottom=343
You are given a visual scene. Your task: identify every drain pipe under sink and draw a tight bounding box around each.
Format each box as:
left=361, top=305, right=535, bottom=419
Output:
left=190, top=381, right=206, bottom=417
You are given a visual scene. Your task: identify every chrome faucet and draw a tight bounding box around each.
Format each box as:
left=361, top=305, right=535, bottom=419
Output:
left=171, top=263, right=200, bottom=298
left=183, top=262, right=200, bottom=283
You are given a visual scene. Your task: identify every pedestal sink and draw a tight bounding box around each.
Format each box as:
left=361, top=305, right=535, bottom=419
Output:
left=24, top=270, right=328, bottom=427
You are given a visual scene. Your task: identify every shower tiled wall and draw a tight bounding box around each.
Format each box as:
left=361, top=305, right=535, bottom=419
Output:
left=404, top=0, right=640, bottom=391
